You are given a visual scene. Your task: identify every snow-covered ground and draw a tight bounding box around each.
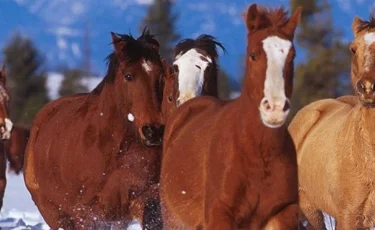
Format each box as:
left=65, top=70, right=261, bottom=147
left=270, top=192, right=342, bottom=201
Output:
left=0, top=169, right=339, bottom=230
left=0, top=170, right=142, bottom=230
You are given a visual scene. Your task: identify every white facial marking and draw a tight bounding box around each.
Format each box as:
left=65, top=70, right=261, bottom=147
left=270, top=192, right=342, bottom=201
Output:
left=363, top=32, right=375, bottom=72
left=127, top=113, right=135, bottom=122
left=174, top=49, right=212, bottom=106
left=2, top=118, right=13, bottom=140
left=262, top=36, right=291, bottom=102
left=142, top=59, right=152, bottom=72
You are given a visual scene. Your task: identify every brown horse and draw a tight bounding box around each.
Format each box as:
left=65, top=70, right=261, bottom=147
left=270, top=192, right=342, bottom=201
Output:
left=5, top=125, right=30, bottom=174
left=160, top=4, right=301, bottom=229
left=0, top=65, right=13, bottom=211
left=24, top=29, right=166, bottom=229
left=289, top=13, right=375, bottom=230
left=172, top=34, right=226, bottom=106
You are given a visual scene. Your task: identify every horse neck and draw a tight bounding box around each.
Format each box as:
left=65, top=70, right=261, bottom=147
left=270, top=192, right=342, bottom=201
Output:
left=203, top=63, right=218, bottom=97
left=355, top=107, right=375, bottom=155
left=94, top=81, right=133, bottom=137
left=237, top=70, right=288, bottom=154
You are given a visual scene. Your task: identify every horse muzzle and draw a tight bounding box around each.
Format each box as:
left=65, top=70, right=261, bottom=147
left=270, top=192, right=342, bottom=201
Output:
left=140, top=124, right=165, bottom=147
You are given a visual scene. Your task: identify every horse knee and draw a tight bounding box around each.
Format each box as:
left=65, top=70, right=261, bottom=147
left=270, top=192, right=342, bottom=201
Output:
left=264, top=203, right=299, bottom=230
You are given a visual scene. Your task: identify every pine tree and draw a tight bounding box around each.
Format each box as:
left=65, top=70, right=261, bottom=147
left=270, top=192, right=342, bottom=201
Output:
left=2, top=33, right=49, bottom=125
left=139, top=0, right=180, bottom=63
left=289, top=0, right=351, bottom=119
left=59, top=68, right=89, bottom=97
left=217, top=69, right=233, bottom=100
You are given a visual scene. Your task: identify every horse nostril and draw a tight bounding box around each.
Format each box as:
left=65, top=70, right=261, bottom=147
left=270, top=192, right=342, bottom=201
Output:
left=283, top=100, right=291, bottom=112
left=262, top=99, right=272, bottom=111
left=357, top=81, right=365, bottom=93
left=142, top=125, right=155, bottom=141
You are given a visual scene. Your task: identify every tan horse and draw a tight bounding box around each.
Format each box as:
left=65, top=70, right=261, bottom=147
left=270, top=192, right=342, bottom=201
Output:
left=289, top=13, right=375, bottom=230
left=160, top=4, right=301, bottom=229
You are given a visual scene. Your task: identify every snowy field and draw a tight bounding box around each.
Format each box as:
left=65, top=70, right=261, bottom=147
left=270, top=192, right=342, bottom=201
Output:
left=0, top=169, right=339, bottom=230
left=0, top=170, right=143, bottom=230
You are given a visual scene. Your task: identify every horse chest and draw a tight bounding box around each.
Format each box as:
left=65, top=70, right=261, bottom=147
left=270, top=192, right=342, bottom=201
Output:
left=240, top=156, right=298, bottom=224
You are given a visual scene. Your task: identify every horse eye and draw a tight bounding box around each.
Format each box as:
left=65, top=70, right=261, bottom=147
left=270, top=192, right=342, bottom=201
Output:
left=168, top=96, right=173, bottom=102
left=172, top=65, right=179, bottom=73
left=249, top=53, right=256, bottom=61
left=195, top=65, right=201, bottom=70
left=124, top=74, right=134, bottom=81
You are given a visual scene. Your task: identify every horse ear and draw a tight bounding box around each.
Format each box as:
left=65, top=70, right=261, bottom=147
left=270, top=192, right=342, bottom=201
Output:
left=352, top=16, right=364, bottom=36
left=244, top=4, right=268, bottom=34
left=0, top=65, right=6, bottom=84
left=283, top=7, right=302, bottom=36
left=111, top=32, right=126, bottom=57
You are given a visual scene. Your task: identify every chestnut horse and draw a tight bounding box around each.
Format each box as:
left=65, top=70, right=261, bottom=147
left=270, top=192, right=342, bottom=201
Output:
left=289, top=12, right=375, bottom=230
left=0, top=65, right=13, bottom=210
left=24, top=30, right=166, bottom=229
left=173, top=34, right=226, bottom=106
left=4, top=125, right=30, bottom=174
left=160, top=4, right=301, bottom=229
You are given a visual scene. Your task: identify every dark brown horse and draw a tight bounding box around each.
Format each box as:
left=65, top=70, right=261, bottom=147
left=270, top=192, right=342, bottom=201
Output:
left=24, top=29, right=167, bottom=229
left=0, top=65, right=13, bottom=211
left=172, top=34, right=226, bottom=106
left=5, top=125, right=30, bottom=174
left=160, top=4, right=301, bottom=229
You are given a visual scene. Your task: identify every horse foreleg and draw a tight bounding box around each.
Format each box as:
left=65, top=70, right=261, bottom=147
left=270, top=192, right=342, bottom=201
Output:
left=205, top=201, right=235, bottom=230
left=263, top=203, right=299, bottom=230
left=0, top=143, right=6, bottom=210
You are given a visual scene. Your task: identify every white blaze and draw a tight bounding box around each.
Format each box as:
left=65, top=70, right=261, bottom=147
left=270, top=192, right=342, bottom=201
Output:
left=127, top=113, right=135, bottom=122
left=363, top=32, right=375, bottom=72
left=2, top=118, right=13, bottom=139
left=142, top=59, right=152, bottom=72
left=174, top=49, right=212, bottom=106
left=262, top=36, right=291, bottom=101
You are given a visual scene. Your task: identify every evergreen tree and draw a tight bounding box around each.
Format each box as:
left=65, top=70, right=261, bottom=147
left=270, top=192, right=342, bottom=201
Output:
left=59, top=68, right=89, bottom=97
left=2, top=33, right=49, bottom=125
left=289, top=0, right=351, bottom=119
left=217, top=69, right=232, bottom=100
left=139, top=0, right=180, bottom=63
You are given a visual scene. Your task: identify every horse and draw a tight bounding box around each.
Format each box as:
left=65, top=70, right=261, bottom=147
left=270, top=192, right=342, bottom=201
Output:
left=173, top=34, right=226, bottom=106
left=160, top=4, right=302, bottom=229
left=0, top=65, right=13, bottom=210
left=5, top=125, right=30, bottom=174
left=288, top=12, right=375, bottom=230
left=24, top=29, right=166, bottom=229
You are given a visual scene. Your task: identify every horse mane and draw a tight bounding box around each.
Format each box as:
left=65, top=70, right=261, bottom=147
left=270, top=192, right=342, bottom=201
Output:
left=355, top=8, right=375, bottom=33
left=93, top=28, right=161, bottom=94
left=262, top=6, right=290, bottom=29
left=174, top=35, right=227, bottom=60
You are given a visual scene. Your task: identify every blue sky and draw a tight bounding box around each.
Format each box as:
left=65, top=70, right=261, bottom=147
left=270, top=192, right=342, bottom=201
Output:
left=0, top=0, right=373, bottom=89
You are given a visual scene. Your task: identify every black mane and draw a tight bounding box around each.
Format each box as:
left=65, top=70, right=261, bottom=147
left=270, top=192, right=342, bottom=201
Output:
left=93, top=28, right=161, bottom=93
left=174, top=34, right=227, bottom=60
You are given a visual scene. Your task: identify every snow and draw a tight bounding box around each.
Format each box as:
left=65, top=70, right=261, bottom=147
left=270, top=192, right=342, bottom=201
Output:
left=0, top=170, right=339, bottom=230
left=0, top=170, right=143, bottom=229
left=46, top=72, right=102, bottom=100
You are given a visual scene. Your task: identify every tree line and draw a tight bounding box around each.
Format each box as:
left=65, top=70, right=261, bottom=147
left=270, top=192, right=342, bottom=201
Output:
left=1, top=0, right=351, bottom=126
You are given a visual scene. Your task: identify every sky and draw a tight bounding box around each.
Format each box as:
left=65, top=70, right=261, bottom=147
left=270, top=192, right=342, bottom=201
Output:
left=0, top=0, right=373, bottom=89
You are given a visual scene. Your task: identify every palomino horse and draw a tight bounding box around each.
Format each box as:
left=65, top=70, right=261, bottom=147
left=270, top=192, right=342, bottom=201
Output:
left=160, top=4, right=301, bottom=229
left=289, top=13, right=375, bottom=230
left=0, top=65, right=13, bottom=210
left=173, top=34, right=226, bottom=106
left=24, top=30, right=166, bottom=229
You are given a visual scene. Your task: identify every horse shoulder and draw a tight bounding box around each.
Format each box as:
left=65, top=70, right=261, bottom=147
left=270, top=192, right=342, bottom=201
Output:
left=288, top=98, right=347, bottom=151
left=163, top=96, right=222, bottom=151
